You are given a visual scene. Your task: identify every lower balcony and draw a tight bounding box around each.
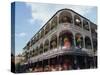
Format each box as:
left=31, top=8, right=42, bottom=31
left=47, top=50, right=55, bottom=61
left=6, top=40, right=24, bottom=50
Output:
left=29, top=46, right=94, bottom=63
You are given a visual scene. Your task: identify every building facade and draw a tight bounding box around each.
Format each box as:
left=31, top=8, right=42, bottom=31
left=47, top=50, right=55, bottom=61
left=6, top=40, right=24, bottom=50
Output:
left=21, top=9, right=97, bottom=72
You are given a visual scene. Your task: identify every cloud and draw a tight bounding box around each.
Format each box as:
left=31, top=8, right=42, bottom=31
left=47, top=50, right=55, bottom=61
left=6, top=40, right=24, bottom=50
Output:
left=15, top=32, right=27, bottom=37
left=26, top=3, right=56, bottom=26
left=25, top=3, right=97, bottom=25
left=51, top=4, right=95, bottom=19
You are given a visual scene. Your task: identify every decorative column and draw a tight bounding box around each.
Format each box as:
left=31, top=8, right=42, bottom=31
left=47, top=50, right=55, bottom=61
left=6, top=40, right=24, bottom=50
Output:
left=57, top=33, right=59, bottom=50
left=71, top=12, right=74, bottom=26
left=57, top=12, right=59, bottom=26
left=83, top=35, right=86, bottom=49
left=81, top=18, right=85, bottom=49
left=81, top=18, right=84, bottom=31
left=73, top=33, right=76, bottom=48
left=84, top=56, right=87, bottom=68
left=49, top=39, right=50, bottom=51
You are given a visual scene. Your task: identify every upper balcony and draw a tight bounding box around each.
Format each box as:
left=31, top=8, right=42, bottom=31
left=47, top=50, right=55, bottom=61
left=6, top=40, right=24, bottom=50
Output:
left=28, top=29, right=94, bottom=63
left=23, top=9, right=97, bottom=63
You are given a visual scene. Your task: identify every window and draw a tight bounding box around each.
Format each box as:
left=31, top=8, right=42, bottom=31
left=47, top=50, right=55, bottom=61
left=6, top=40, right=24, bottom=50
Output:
left=83, top=20, right=89, bottom=31
left=38, top=32, right=41, bottom=39
left=85, top=36, right=92, bottom=49
left=30, top=50, right=33, bottom=57
left=45, top=23, right=50, bottom=35
left=36, top=34, right=39, bottom=41
left=39, top=44, right=43, bottom=54
left=51, top=16, right=57, bottom=30
left=26, top=42, right=30, bottom=50
left=44, top=40, right=49, bottom=52
left=59, top=30, right=73, bottom=49
left=91, top=28, right=97, bottom=39
left=59, top=11, right=72, bottom=23
left=75, top=33, right=83, bottom=48
left=34, top=37, right=37, bottom=43
left=31, top=39, right=33, bottom=46
left=32, top=49, right=35, bottom=57
left=40, top=29, right=44, bottom=38
left=93, top=40, right=97, bottom=52
left=74, top=15, right=82, bottom=27
left=35, top=47, right=39, bottom=55
left=50, top=35, right=57, bottom=49
left=34, top=49, right=37, bottom=56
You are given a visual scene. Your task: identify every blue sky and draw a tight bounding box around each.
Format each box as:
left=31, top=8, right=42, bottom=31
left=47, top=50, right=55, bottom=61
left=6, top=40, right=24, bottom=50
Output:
left=14, top=2, right=97, bottom=55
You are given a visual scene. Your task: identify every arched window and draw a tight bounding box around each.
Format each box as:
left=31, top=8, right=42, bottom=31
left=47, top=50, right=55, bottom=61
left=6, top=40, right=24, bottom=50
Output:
left=30, top=40, right=33, bottom=47
left=35, top=47, right=39, bottom=55
left=36, top=34, right=39, bottom=41
left=32, top=49, right=35, bottom=57
left=34, top=49, right=37, bottom=56
left=91, top=28, right=97, bottom=39
left=85, top=36, right=92, bottom=49
left=31, top=39, right=33, bottom=46
left=34, top=37, right=37, bottom=43
left=26, top=42, right=30, bottom=50
left=24, top=51, right=29, bottom=60
left=91, top=28, right=97, bottom=52
left=44, top=39, right=49, bottom=52
left=40, top=29, right=44, bottom=38
left=51, top=16, right=57, bottom=30
left=75, top=33, right=83, bottom=48
left=59, top=11, right=72, bottom=23
left=83, top=20, right=89, bottom=31
left=45, top=23, right=50, bottom=35
left=30, top=51, right=33, bottom=57
left=50, top=34, right=57, bottom=49
left=27, top=51, right=30, bottom=58
left=74, top=15, right=82, bottom=27
left=59, top=30, right=74, bottom=49
left=93, top=40, right=97, bottom=52
left=38, top=32, right=41, bottom=39
left=39, top=44, right=43, bottom=54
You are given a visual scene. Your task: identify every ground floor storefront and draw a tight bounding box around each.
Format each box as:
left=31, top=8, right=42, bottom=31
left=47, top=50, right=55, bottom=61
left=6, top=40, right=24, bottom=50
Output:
left=16, top=55, right=97, bottom=73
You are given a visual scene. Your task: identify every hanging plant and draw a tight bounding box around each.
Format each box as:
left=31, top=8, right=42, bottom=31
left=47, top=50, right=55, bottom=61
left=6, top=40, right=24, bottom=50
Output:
left=63, top=37, right=71, bottom=49
left=76, top=35, right=82, bottom=48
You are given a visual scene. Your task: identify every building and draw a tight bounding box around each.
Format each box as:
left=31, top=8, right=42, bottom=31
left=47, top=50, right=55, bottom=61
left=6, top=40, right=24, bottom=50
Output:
left=15, top=54, right=25, bottom=65
left=21, top=8, right=97, bottom=72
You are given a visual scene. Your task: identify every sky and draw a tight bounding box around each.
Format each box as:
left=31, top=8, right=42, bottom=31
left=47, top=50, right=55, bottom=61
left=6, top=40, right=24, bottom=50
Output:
left=14, top=2, right=97, bottom=55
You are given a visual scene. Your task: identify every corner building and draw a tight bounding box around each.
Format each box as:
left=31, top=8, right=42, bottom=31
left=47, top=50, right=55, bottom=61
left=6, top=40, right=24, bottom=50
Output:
left=22, top=9, right=97, bottom=71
